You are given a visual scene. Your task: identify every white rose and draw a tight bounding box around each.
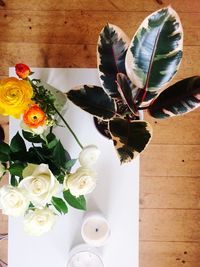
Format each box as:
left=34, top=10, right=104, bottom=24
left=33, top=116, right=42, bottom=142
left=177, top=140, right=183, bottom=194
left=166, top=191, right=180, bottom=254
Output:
left=19, top=164, right=59, bottom=207
left=0, top=162, right=5, bottom=177
left=64, top=167, right=97, bottom=197
left=20, top=121, right=47, bottom=135
left=24, top=207, right=56, bottom=236
left=79, top=145, right=100, bottom=167
left=0, top=185, right=29, bottom=216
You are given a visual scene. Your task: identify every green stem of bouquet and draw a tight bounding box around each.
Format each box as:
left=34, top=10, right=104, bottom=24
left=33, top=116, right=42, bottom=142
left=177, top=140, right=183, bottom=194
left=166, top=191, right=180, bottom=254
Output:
left=51, top=104, right=83, bottom=149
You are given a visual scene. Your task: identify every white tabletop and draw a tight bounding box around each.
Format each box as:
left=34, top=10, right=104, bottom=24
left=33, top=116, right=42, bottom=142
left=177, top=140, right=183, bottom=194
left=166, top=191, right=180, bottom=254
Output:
left=8, top=68, right=139, bottom=267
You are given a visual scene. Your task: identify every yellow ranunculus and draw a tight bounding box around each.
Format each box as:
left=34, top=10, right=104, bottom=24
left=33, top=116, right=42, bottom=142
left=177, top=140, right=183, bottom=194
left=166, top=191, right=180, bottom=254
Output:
left=0, top=77, right=33, bottom=118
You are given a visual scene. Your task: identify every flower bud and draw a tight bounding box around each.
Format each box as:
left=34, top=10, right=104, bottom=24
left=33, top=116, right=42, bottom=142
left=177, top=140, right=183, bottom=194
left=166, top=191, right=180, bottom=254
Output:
left=15, top=63, right=31, bottom=79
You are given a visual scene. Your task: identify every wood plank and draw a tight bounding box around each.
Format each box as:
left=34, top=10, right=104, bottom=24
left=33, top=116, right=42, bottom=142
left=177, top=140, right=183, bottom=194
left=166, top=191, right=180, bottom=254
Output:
left=0, top=10, right=199, bottom=46
left=144, top=109, right=200, bottom=145
left=141, top=144, right=200, bottom=177
left=140, top=176, right=200, bottom=209
left=140, top=209, right=200, bottom=241
left=1, top=0, right=200, bottom=12
left=140, top=241, right=200, bottom=267
left=0, top=43, right=199, bottom=77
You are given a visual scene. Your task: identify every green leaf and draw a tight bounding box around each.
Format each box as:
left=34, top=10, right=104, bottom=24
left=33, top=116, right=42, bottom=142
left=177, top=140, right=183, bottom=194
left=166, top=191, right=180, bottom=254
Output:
left=0, top=141, right=10, bottom=155
left=10, top=132, right=26, bottom=153
left=67, top=85, right=116, bottom=120
left=97, top=23, right=130, bottom=97
left=109, top=118, right=152, bottom=163
left=56, top=174, right=65, bottom=184
left=63, top=190, right=86, bottom=210
left=52, top=141, right=70, bottom=169
left=0, top=152, right=10, bottom=162
left=9, top=162, right=27, bottom=177
left=22, top=130, right=44, bottom=144
left=10, top=175, right=18, bottom=186
left=51, top=196, right=68, bottom=214
left=126, top=6, right=183, bottom=104
left=148, top=76, right=200, bottom=118
left=47, top=139, right=59, bottom=149
left=65, top=159, right=77, bottom=170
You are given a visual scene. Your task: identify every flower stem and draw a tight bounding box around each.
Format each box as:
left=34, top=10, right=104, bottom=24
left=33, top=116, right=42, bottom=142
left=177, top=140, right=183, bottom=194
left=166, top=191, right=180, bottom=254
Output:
left=51, top=104, right=83, bottom=149
left=29, top=78, right=83, bottom=150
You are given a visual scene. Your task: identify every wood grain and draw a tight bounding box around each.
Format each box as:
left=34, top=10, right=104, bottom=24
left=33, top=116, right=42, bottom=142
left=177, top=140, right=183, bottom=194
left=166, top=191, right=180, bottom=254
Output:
left=0, top=44, right=199, bottom=77
left=0, top=1, right=200, bottom=266
left=140, top=242, right=200, bottom=267
left=1, top=0, right=200, bottom=12
left=0, top=10, right=199, bottom=46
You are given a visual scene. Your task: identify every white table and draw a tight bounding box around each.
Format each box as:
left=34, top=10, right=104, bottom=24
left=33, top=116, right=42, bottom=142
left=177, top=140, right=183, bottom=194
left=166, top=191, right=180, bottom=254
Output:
left=8, top=68, right=139, bottom=267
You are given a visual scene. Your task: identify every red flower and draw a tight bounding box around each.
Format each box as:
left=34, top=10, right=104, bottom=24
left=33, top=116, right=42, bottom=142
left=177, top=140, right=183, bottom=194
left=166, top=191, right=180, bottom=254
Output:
left=23, top=105, right=46, bottom=128
left=15, top=63, right=31, bottom=79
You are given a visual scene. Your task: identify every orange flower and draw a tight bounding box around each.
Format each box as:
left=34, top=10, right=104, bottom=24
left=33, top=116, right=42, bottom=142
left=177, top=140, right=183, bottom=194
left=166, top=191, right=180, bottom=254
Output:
left=23, top=105, right=46, bottom=128
left=15, top=63, right=31, bottom=79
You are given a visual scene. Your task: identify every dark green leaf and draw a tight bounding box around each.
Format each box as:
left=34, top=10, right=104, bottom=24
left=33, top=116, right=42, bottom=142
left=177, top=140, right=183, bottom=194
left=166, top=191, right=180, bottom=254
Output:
left=46, top=132, right=57, bottom=143
left=126, top=7, right=183, bottom=104
left=9, top=162, right=27, bottom=177
left=97, top=23, right=130, bottom=97
left=22, top=130, right=44, bottom=144
left=148, top=76, right=200, bottom=118
left=10, top=132, right=26, bottom=153
left=109, top=118, right=152, bottom=163
left=11, top=175, right=18, bottom=186
left=0, top=141, right=10, bottom=155
left=67, top=85, right=116, bottom=120
left=56, top=174, right=65, bottom=184
left=65, top=159, right=77, bottom=170
left=63, top=190, right=86, bottom=210
left=0, top=152, right=10, bottom=162
left=52, top=141, right=70, bottom=168
left=51, top=196, right=68, bottom=214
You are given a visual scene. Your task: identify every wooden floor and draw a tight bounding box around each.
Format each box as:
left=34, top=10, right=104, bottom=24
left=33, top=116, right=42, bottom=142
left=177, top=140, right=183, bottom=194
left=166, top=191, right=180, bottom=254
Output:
left=0, top=0, right=200, bottom=266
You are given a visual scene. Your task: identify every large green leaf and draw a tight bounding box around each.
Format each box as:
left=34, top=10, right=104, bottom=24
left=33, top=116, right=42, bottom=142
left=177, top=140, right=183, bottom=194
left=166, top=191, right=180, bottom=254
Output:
left=10, top=132, right=26, bottom=153
left=109, top=118, right=152, bottom=163
left=67, top=85, right=116, bottom=120
left=148, top=76, right=200, bottom=118
left=125, top=6, right=183, bottom=105
left=97, top=23, right=130, bottom=97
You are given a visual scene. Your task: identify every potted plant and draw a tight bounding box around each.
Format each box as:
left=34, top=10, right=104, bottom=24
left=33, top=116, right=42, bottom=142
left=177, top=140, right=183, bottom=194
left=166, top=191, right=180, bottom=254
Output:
left=67, top=6, right=200, bottom=164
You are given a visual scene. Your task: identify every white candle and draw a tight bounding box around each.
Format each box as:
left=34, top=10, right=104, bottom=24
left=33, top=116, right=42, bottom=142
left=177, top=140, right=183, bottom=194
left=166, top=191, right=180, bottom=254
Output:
left=67, top=244, right=104, bottom=267
left=81, top=212, right=110, bottom=247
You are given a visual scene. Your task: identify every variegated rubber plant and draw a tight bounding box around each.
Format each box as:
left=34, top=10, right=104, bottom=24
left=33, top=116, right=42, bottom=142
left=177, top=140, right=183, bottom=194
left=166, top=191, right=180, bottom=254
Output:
left=67, top=6, right=200, bottom=164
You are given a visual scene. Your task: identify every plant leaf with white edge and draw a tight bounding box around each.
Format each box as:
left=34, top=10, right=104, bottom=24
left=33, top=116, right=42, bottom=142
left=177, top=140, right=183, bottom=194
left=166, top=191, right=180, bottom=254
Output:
left=116, top=73, right=139, bottom=116
left=93, top=117, right=112, bottom=139
left=109, top=118, right=152, bottom=163
left=148, top=76, right=200, bottom=119
left=67, top=85, right=116, bottom=120
left=97, top=23, right=130, bottom=98
left=125, top=6, right=183, bottom=105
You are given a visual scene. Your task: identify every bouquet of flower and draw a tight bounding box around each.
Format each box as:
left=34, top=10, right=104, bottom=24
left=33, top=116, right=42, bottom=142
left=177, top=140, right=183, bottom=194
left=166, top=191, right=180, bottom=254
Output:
left=0, top=64, right=100, bottom=236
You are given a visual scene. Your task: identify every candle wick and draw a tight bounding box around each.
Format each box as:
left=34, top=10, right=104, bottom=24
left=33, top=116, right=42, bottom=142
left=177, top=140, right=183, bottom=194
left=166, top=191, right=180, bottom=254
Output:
left=95, top=228, right=99, bottom=232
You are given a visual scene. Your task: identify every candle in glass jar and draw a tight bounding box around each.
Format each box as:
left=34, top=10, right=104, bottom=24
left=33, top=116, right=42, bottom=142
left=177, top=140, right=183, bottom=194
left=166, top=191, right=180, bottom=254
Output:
left=81, top=212, right=110, bottom=247
left=67, top=244, right=104, bottom=267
